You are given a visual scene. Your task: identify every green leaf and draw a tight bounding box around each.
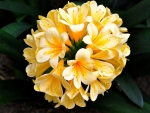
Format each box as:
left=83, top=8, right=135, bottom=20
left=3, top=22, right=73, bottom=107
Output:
left=0, top=80, right=43, bottom=105
left=1, top=22, right=34, bottom=38
left=15, top=15, right=27, bottom=22
left=0, top=1, right=42, bottom=18
left=0, top=29, right=26, bottom=64
left=128, top=28, right=150, bottom=55
left=126, top=53, right=150, bottom=78
left=115, top=70, right=143, bottom=107
left=120, top=0, right=150, bottom=29
left=88, top=90, right=150, bottom=113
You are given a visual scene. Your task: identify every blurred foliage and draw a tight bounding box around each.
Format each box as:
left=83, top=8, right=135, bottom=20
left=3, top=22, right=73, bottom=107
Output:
left=0, top=0, right=150, bottom=113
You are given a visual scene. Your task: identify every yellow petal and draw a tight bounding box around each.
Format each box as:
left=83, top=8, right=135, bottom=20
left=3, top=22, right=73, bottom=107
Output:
left=87, top=23, right=98, bottom=41
left=35, top=61, right=50, bottom=77
left=26, top=63, right=36, bottom=77
left=94, top=60, right=115, bottom=76
left=39, top=38, right=51, bottom=47
left=61, top=93, right=75, bottom=109
left=101, top=14, right=119, bottom=25
left=83, top=35, right=93, bottom=44
left=69, top=24, right=84, bottom=32
left=90, top=82, right=98, bottom=101
left=95, top=34, right=118, bottom=49
left=36, top=48, right=51, bottom=63
left=46, top=27, right=60, bottom=44
left=91, top=50, right=116, bottom=60
left=66, top=81, right=79, bottom=99
left=74, top=94, right=86, bottom=107
left=60, top=32, right=69, bottom=43
left=34, top=74, right=50, bottom=84
left=63, top=66, right=74, bottom=80
left=50, top=56, right=59, bottom=68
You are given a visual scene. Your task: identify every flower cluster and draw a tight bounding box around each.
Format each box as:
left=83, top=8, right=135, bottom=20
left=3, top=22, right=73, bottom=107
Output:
left=23, top=1, right=130, bottom=109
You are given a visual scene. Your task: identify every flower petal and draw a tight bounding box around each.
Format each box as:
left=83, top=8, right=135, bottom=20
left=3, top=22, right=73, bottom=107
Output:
left=50, top=56, right=59, bottom=68
left=46, top=27, right=60, bottom=44
left=74, top=94, right=86, bottom=107
left=34, top=74, right=50, bottom=84
left=83, top=35, right=93, bottom=44
left=61, top=93, right=75, bottom=109
left=69, top=24, right=84, bottom=32
left=63, top=66, right=74, bottom=80
left=101, top=14, right=119, bottom=25
left=60, top=32, right=69, bottom=43
left=87, top=23, right=98, bottom=41
left=90, top=82, right=98, bottom=101
left=96, top=34, right=118, bottom=49
left=36, top=48, right=51, bottom=62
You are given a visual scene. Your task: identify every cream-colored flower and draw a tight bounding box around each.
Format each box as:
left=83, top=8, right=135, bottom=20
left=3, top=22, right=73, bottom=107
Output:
left=37, top=10, right=66, bottom=34
left=36, top=27, right=68, bottom=68
left=59, top=3, right=91, bottom=32
left=34, top=60, right=70, bottom=97
left=23, top=30, right=50, bottom=77
left=63, top=48, right=96, bottom=89
left=55, top=93, right=86, bottom=109
left=83, top=22, right=118, bottom=51
left=59, top=2, right=92, bottom=42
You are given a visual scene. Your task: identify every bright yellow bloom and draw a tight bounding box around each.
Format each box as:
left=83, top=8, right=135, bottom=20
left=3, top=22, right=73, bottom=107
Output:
left=55, top=93, right=86, bottom=109
left=36, top=27, right=68, bottom=68
left=83, top=22, right=118, bottom=51
left=23, top=0, right=130, bottom=109
left=34, top=60, right=70, bottom=97
left=23, top=30, right=50, bottom=77
left=59, top=3, right=92, bottom=42
left=63, top=48, right=96, bottom=89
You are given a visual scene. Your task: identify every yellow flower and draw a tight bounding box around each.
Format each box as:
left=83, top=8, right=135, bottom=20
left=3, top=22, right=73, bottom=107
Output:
left=23, top=0, right=130, bottom=109
left=36, top=27, right=68, bottom=68
left=34, top=60, right=70, bottom=97
left=23, top=30, right=50, bottom=77
left=90, top=79, right=106, bottom=101
left=66, top=80, right=89, bottom=101
left=55, top=93, right=86, bottom=109
left=87, top=1, right=106, bottom=22
left=37, top=10, right=66, bottom=33
left=83, top=22, right=118, bottom=51
left=63, top=48, right=96, bottom=89
left=59, top=3, right=92, bottom=42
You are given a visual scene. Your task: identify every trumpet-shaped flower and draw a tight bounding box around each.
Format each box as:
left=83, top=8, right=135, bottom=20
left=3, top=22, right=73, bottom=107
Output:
left=63, top=48, right=96, bottom=89
left=55, top=93, right=86, bottom=109
left=34, top=60, right=70, bottom=97
left=83, top=23, right=118, bottom=51
left=36, top=27, right=68, bottom=68
left=23, top=30, right=50, bottom=77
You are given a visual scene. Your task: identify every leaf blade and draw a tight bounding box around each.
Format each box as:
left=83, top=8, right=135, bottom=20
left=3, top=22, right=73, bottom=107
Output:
left=1, top=22, right=34, bottom=38
left=115, top=70, right=143, bottom=108
left=128, top=28, right=150, bottom=56
left=120, top=0, right=150, bottom=29
left=88, top=89, right=150, bottom=113
left=0, top=29, right=26, bottom=64
left=0, top=1, right=42, bottom=18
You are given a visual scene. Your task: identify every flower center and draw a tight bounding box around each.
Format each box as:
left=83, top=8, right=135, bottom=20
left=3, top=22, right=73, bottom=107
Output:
left=65, top=38, right=87, bottom=60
